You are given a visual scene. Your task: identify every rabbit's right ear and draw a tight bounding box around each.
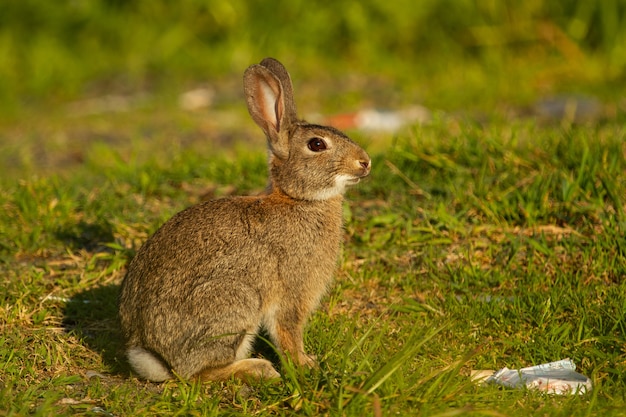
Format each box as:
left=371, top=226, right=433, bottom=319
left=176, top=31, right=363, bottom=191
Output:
left=244, top=61, right=296, bottom=160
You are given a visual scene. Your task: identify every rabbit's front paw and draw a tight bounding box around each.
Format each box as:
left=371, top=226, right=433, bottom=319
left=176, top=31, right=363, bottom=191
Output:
left=298, top=353, right=318, bottom=368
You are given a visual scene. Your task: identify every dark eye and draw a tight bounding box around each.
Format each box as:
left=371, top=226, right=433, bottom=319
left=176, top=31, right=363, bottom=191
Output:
left=307, top=137, right=327, bottom=152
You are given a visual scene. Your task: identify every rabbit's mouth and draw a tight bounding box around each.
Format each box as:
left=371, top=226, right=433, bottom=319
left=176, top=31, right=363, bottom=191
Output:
left=349, top=167, right=371, bottom=184
left=347, top=168, right=371, bottom=184
left=333, top=174, right=364, bottom=190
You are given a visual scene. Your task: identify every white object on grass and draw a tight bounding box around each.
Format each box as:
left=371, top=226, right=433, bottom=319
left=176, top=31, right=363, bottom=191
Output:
left=483, top=358, right=592, bottom=395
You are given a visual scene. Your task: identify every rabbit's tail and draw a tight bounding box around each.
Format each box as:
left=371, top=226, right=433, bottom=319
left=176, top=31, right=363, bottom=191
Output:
left=127, top=346, right=173, bottom=382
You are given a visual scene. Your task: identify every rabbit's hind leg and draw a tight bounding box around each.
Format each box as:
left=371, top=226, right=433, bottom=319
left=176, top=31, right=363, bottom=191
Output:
left=197, top=358, right=280, bottom=381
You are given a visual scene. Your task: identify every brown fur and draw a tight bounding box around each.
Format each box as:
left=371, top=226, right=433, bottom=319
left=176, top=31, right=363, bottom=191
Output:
left=118, top=58, right=370, bottom=382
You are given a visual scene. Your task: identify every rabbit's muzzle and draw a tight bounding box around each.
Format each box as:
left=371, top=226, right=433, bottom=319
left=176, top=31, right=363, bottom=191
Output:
left=351, top=156, right=372, bottom=183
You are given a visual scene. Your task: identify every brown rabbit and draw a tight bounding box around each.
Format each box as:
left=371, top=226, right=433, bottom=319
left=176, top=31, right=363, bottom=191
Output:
left=118, top=58, right=371, bottom=382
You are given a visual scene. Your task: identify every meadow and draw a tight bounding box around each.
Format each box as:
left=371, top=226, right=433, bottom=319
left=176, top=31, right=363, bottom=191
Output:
left=1, top=1, right=626, bottom=416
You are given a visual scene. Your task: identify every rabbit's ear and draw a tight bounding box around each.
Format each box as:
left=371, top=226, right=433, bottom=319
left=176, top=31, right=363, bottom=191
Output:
left=244, top=62, right=295, bottom=160
left=259, top=58, right=297, bottom=118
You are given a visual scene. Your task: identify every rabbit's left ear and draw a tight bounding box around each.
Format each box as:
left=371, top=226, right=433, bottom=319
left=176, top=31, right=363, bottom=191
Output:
left=259, top=58, right=297, bottom=120
left=244, top=62, right=295, bottom=160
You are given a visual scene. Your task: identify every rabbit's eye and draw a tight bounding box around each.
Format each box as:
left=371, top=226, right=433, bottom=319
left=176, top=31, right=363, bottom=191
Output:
left=307, top=138, right=327, bottom=152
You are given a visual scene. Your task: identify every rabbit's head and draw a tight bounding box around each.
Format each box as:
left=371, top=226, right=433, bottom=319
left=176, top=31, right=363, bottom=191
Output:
left=244, top=58, right=371, bottom=201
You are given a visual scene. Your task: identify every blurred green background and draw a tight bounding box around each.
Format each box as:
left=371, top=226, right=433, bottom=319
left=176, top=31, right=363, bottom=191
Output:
left=2, top=0, right=625, bottom=120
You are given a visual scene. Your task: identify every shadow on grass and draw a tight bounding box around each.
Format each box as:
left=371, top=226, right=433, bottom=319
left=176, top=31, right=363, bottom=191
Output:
left=63, top=283, right=130, bottom=377
left=54, top=220, right=116, bottom=252
left=55, top=219, right=130, bottom=375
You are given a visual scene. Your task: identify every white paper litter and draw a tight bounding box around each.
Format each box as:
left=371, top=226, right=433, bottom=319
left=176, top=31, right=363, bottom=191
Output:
left=476, top=359, right=592, bottom=395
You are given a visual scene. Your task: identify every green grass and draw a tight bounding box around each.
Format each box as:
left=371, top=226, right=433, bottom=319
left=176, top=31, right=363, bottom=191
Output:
left=2, top=0, right=626, bottom=120
left=1, top=1, right=626, bottom=415
left=1, top=114, right=625, bottom=415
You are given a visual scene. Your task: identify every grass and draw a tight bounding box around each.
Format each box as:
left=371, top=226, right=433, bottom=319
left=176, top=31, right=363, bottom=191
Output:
left=1, top=108, right=625, bottom=415
left=2, top=0, right=626, bottom=120
left=1, top=2, right=626, bottom=415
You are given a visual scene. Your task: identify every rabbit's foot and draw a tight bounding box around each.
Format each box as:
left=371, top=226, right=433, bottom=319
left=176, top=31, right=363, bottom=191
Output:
left=199, top=358, right=280, bottom=382
left=236, top=358, right=281, bottom=381
left=297, top=352, right=318, bottom=368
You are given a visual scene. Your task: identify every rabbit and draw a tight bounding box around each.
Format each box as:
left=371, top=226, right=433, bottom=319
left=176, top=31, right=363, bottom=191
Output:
left=118, top=57, right=371, bottom=382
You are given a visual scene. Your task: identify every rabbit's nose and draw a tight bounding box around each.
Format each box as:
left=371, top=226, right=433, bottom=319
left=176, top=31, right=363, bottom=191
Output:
left=358, top=159, right=372, bottom=175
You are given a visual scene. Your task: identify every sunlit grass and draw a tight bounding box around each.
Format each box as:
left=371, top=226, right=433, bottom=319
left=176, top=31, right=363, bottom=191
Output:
left=1, top=116, right=625, bottom=415
left=1, top=2, right=625, bottom=414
